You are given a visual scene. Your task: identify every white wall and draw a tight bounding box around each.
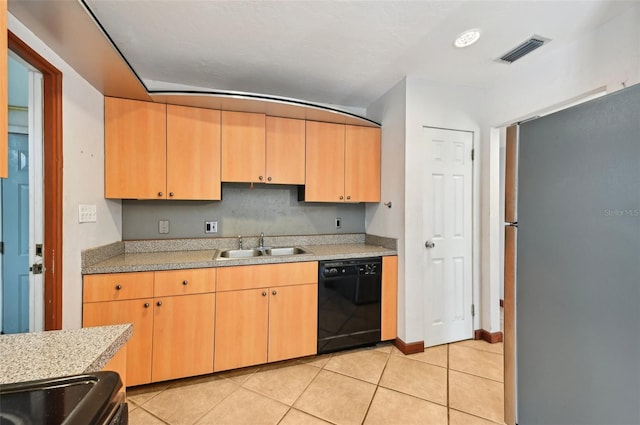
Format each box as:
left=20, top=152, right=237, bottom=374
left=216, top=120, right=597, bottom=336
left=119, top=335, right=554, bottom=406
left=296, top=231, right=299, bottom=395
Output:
left=367, top=77, right=486, bottom=343
left=404, top=77, right=485, bottom=343
left=483, top=5, right=640, bottom=333
left=9, top=14, right=123, bottom=329
left=366, top=78, right=407, bottom=340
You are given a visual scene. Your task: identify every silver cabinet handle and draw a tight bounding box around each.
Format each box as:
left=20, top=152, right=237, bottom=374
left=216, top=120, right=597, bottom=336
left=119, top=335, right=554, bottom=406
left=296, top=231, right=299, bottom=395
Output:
left=261, top=291, right=267, bottom=296
left=425, top=241, right=436, bottom=249
left=156, top=301, right=163, bottom=307
left=182, top=280, right=188, bottom=285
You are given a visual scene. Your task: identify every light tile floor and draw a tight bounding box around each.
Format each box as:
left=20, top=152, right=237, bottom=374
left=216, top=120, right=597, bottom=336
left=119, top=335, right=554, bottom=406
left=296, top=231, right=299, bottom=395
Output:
left=127, top=339, right=505, bottom=425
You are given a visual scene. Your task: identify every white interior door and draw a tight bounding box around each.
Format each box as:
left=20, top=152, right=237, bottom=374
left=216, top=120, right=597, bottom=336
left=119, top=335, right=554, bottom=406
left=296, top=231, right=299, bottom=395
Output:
left=423, top=127, right=473, bottom=346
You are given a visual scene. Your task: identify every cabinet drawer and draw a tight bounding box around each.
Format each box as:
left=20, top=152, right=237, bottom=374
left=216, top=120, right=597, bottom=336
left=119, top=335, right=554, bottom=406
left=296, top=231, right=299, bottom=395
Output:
left=84, top=272, right=154, bottom=302
left=154, top=268, right=215, bottom=296
left=217, top=261, right=317, bottom=291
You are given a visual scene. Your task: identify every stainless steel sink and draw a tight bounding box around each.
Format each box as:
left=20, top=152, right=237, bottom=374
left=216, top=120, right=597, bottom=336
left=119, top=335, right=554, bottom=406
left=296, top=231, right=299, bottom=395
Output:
left=265, top=247, right=307, bottom=256
left=217, top=246, right=308, bottom=259
left=217, top=249, right=264, bottom=259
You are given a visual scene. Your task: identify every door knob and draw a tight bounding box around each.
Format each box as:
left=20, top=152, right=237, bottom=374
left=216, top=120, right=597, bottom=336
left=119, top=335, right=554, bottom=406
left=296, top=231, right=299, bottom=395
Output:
left=425, top=241, right=436, bottom=249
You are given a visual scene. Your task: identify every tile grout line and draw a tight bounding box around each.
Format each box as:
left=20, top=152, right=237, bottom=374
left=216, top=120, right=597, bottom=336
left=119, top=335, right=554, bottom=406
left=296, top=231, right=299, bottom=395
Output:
left=359, top=348, right=392, bottom=424
left=449, top=407, right=506, bottom=425
left=447, top=342, right=451, bottom=425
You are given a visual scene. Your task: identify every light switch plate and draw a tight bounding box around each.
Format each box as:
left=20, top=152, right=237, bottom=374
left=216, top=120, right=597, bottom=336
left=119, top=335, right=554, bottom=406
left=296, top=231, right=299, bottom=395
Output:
left=78, top=204, right=97, bottom=223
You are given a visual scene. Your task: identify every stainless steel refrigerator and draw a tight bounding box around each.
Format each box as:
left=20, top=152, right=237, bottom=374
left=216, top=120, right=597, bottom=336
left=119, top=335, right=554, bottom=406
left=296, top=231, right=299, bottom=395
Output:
left=504, top=84, right=640, bottom=425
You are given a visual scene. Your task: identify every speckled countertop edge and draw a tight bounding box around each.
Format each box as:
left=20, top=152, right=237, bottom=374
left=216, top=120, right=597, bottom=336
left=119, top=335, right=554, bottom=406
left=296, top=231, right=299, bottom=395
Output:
left=0, top=324, right=132, bottom=384
left=82, top=234, right=397, bottom=274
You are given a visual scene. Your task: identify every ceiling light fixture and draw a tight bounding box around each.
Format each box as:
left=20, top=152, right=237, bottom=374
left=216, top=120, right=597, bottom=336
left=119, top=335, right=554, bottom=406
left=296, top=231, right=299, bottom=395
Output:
left=454, top=29, right=481, bottom=48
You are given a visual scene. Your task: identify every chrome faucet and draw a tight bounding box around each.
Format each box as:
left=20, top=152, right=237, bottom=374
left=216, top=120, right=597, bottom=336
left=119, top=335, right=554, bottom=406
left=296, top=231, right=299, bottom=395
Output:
left=259, top=232, right=265, bottom=249
left=238, top=235, right=243, bottom=250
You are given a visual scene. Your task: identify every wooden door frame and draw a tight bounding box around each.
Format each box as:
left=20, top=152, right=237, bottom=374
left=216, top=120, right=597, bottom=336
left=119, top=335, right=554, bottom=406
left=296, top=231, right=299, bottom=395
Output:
left=8, top=31, right=63, bottom=330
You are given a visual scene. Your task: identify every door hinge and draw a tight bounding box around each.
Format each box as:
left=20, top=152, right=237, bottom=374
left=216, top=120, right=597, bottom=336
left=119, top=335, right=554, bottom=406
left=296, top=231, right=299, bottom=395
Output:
left=35, top=243, right=43, bottom=257
left=0, top=241, right=3, bottom=254
left=471, top=148, right=475, bottom=161
left=471, top=304, right=475, bottom=317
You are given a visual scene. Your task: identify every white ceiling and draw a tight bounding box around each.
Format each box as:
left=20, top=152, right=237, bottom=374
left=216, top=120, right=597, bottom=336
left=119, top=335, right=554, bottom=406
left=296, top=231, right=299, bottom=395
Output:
left=84, top=0, right=636, bottom=110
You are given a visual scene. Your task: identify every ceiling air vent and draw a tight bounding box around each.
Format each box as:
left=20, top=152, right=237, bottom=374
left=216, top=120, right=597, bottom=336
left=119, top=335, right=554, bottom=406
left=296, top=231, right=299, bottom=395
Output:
left=496, top=35, right=551, bottom=64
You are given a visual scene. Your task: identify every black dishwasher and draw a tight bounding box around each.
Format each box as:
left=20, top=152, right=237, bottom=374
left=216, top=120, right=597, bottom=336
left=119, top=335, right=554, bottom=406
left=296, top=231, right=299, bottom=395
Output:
left=317, top=257, right=382, bottom=354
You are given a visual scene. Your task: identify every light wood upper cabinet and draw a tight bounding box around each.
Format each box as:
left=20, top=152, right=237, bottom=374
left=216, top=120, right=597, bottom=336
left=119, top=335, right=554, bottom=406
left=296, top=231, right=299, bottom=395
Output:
left=381, top=255, right=398, bottom=341
left=152, top=293, right=215, bottom=382
left=221, top=113, right=305, bottom=184
left=268, top=283, right=317, bottom=362
left=305, top=121, right=345, bottom=201
left=265, top=117, right=305, bottom=184
left=304, top=121, right=380, bottom=202
left=166, top=105, right=221, bottom=200
left=345, top=125, right=381, bottom=202
left=221, top=111, right=266, bottom=183
left=105, top=97, right=167, bottom=199
left=0, top=1, right=7, bottom=178
left=105, top=97, right=221, bottom=200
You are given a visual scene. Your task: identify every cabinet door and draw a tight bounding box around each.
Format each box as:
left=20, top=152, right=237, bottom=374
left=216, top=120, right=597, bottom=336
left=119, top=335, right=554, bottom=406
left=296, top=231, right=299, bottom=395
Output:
left=265, top=117, right=305, bottom=184
left=167, top=105, right=221, bottom=200
left=214, top=288, right=268, bottom=371
left=83, top=272, right=154, bottom=303
left=105, top=97, right=167, bottom=199
left=216, top=262, right=317, bottom=292
left=268, top=283, right=317, bottom=362
left=152, top=293, right=215, bottom=382
left=345, top=125, right=381, bottom=202
left=304, top=121, right=345, bottom=201
left=154, top=268, right=215, bottom=297
left=221, top=111, right=266, bottom=183
left=381, top=256, right=398, bottom=341
left=83, top=299, right=154, bottom=386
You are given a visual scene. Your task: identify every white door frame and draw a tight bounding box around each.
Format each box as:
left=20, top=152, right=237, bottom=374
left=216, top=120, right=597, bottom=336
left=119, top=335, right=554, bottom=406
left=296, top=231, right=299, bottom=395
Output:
left=28, top=69, right=44, bottom=332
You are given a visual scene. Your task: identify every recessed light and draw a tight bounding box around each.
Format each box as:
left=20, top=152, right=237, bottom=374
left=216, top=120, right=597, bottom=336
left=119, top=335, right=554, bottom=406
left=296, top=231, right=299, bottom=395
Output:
left=454, top=29, right=481, bottom=48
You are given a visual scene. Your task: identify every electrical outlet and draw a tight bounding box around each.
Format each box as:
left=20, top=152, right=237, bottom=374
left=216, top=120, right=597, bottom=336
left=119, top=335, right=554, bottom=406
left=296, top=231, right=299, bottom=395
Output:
left=335, top=217, right=342, bottom=229
left=78, top=204, right=97, bottom=223
left=205, top=221, right=218, bottom=234
left=159, top=220, right=170, bottom=234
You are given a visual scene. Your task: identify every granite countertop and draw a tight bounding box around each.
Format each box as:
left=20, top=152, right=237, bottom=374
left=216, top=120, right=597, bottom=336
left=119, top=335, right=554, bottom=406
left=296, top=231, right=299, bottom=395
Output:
left=0, top=324, right=132, bottom=384
left=82, top=234, right=397, bottom=274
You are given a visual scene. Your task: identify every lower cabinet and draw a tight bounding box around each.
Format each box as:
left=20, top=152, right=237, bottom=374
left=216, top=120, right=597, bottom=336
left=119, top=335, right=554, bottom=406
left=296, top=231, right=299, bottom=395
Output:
left=84, top=297, right=154, bottom=386
left=151, top=293, right=215, bottom=382
left=381, top=255, right=398, bottom=341
left=83, top=268, right=215, bottom=386
left=214, top=262, right=318, bottom=371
